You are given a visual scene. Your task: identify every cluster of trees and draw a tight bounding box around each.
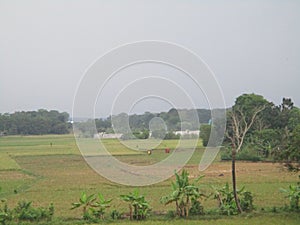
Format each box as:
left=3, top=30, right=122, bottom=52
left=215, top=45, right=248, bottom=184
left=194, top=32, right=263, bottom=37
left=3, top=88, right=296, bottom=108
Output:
left=75, top=108, right=212, bottom=138
left=211, top=93, right=299, bottom=213
left=200, top=94, right=300, bottom=169
left=0, top=109, right=70, bottom=135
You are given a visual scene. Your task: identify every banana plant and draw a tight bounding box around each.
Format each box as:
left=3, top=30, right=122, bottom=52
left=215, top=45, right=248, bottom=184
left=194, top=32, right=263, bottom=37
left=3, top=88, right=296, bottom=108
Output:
left=161, top=169, right=205, bottom=218
left=120, top=189, right=150, bottom=220
left=280, top=183, right=300, bottom=210
left=91, top=193, right=112, bottom=219
left=211, top=183, right=253, bottom=215
left=211, top=183, right=237, bottom=215
left=0, top=199, right=12, bottom=225
left=71, top=192, right=96, bottom=220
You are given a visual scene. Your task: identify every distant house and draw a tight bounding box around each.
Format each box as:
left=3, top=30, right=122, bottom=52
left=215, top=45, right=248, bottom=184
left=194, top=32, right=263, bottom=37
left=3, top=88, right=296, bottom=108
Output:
left=94, top=132, right=123, bottom=139
left=174, top=130, right=200, bottom=136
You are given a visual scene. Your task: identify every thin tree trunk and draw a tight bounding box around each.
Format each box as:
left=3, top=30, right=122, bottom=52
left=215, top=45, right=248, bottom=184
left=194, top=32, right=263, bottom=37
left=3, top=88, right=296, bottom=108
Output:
left=175, top=200, right=179, bottom=216
left=129, top=205, right=133, bottom=220
left=232, top=148, right=243, bottom=213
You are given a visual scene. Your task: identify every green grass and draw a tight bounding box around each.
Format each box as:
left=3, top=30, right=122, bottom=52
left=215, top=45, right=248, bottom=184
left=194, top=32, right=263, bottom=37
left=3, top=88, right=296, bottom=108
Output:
left=104, top=213, right=300, bottom=225
left=2, top=212, right=299, bottom=225
left=0, top=135, right=299, bottom=224
left=0, top=153, right=20, bottom=170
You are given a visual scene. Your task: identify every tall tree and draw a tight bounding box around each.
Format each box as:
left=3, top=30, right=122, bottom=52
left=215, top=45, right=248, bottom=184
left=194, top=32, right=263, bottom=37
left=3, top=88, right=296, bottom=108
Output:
left=226, top=94, right=268, bottom=213
left=200, top=124, right=211, bottom=147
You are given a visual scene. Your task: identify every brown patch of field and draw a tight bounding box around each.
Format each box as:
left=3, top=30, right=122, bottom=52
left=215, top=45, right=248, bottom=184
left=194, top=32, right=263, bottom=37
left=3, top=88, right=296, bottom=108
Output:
left=0, top=170, right=35, bottom=180
left=185, top=161, right=292, bottom=179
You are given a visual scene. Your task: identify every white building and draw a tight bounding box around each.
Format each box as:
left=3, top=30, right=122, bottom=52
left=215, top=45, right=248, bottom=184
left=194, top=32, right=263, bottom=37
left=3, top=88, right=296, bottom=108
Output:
left=94, top=132, right=123, bottom=139
left=174, top=130, right=200, bottom=136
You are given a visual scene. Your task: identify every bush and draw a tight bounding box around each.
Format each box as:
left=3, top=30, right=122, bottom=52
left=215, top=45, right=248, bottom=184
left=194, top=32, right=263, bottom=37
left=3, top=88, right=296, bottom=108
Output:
left=14, top=200, right=54, bottom=222
left=110, top=209, right=122, bottom=220
left=161, top=170, right=205, bottom=218
left=120, top=189, right=151, bottom=220
left=200, top=124, right=211, bottom=146
left=280, top=176, right=300, bottom=211
left=164, top=132, right=180, bottom=140
left=0, top=199, right=13, bottom=225
left=237, top=150, right=261, bottom=162
left=71, top=192, right=111, bottom=221
left=189, top=199, right=204, bottom=215
left=240, top=191, right=254, bottom=212
left=221, top=148, right=261, bottom=162
left=212, top=183, right=254, bottom=215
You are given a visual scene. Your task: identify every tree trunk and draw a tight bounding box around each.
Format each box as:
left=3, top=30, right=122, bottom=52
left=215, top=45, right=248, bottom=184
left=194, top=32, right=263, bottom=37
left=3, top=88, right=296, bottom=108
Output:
left=129, top=205, right=133, bottom=220
left=232, top=148, right=243, bottom=213
left=176, top=200, right=179, bottom=216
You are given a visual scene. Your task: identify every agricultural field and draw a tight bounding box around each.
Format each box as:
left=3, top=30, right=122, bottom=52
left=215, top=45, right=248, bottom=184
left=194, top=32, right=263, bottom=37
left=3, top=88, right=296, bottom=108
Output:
left=0, top=135, right=299, bottom=224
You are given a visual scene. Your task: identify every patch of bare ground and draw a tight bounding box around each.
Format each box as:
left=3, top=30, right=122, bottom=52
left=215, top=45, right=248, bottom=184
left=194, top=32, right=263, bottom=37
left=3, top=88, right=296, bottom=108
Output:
left=0, top=170, right=35, bottom=180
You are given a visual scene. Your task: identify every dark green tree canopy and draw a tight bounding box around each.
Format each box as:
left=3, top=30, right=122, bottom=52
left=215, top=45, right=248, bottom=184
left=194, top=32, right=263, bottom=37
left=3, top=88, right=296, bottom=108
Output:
left=0, top=110, right=70, bottom=135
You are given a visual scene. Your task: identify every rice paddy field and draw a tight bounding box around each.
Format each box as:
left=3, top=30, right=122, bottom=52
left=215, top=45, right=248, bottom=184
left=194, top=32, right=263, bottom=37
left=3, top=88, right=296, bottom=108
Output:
left=0, top=135, right=299, bottom=224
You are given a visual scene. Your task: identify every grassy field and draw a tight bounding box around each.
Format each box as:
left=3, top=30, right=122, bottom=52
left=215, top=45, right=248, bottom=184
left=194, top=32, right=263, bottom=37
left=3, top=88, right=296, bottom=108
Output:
left=0, top=135, right=299, bottom=224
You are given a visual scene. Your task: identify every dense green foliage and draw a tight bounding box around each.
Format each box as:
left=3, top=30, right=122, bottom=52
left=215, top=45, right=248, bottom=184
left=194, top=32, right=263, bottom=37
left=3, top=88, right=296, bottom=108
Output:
left=120, top=190, right=151, bottom=220
left=161, top=170, right=205, bottom=218
left=0, top=199, right=54, bottom=224
left=0, top=109, right=70, bottom=135
left=280, top=176, right=300, bottom=211
left=200, top=124, right=211, bottom=147
left=225, top=94, right=300, bottom=169
left=14, top=200, right=54, bottom=222
left=211, top=183, right=254, bottom=215
left=71, top=192, right=111, bottom=221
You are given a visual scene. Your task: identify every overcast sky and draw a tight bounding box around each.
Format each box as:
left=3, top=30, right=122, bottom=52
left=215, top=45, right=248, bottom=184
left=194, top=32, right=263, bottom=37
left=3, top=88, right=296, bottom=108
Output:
left=1, top=0, right=299, bottom=117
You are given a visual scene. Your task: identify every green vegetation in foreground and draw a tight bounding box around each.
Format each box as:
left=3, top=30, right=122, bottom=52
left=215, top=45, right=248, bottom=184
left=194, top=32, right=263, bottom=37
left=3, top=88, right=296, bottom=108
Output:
left=0, top=135, right=299, bottom=224
left=0, top=212, right=299, bottom=225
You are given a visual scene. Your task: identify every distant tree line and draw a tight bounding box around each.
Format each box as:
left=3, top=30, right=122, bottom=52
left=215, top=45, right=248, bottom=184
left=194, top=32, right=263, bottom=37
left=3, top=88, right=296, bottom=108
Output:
left=0, top=109, right=70, bottom=135
left=94, top=108, right=211, bottom=134
left=74, top=108, right=212, bottom=139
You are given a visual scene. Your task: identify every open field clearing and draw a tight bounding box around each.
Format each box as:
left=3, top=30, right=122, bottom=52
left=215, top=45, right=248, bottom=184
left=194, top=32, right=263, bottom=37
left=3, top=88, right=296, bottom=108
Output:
left=0, top=135, right=299, bottom=224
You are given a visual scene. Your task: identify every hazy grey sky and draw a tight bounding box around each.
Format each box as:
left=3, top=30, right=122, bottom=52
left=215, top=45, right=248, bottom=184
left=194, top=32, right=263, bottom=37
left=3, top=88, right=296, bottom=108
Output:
left=1, top=0, right=299, bottom=117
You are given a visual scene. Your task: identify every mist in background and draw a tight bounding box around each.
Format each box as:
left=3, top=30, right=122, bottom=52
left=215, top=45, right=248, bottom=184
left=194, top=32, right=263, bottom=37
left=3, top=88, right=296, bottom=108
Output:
left=1, top=0, right=299, bottom=117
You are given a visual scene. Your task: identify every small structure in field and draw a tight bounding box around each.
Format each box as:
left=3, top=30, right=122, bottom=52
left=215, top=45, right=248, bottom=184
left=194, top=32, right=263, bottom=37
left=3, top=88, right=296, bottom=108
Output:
left=94, top=132, right=123, bottom=139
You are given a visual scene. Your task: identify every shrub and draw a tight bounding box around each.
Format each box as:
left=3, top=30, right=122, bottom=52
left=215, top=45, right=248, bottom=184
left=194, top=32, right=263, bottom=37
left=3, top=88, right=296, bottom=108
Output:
left=0, top=199, right=12, bottom=225
left=221, top=148, right=261, bottom=162
left=240, top=191, right=254, bottom=211
left=280, top=176, right=300, bottom=211
left=211, top=183, right=254, bottom=215
left=91, top=193, right=112, bottom=219
left=189, top=199, right=204, bottom=215
left=110, top=209, right=121, bottom=220
left=161, top=169, right=205, bottom=218
left=14, top=200, right=54, bottom=222
left=71, top=192, right=111, bottom=221
left=164, top=132, right=180, bottom=140
left=120, top=189, right=151, bottom=220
